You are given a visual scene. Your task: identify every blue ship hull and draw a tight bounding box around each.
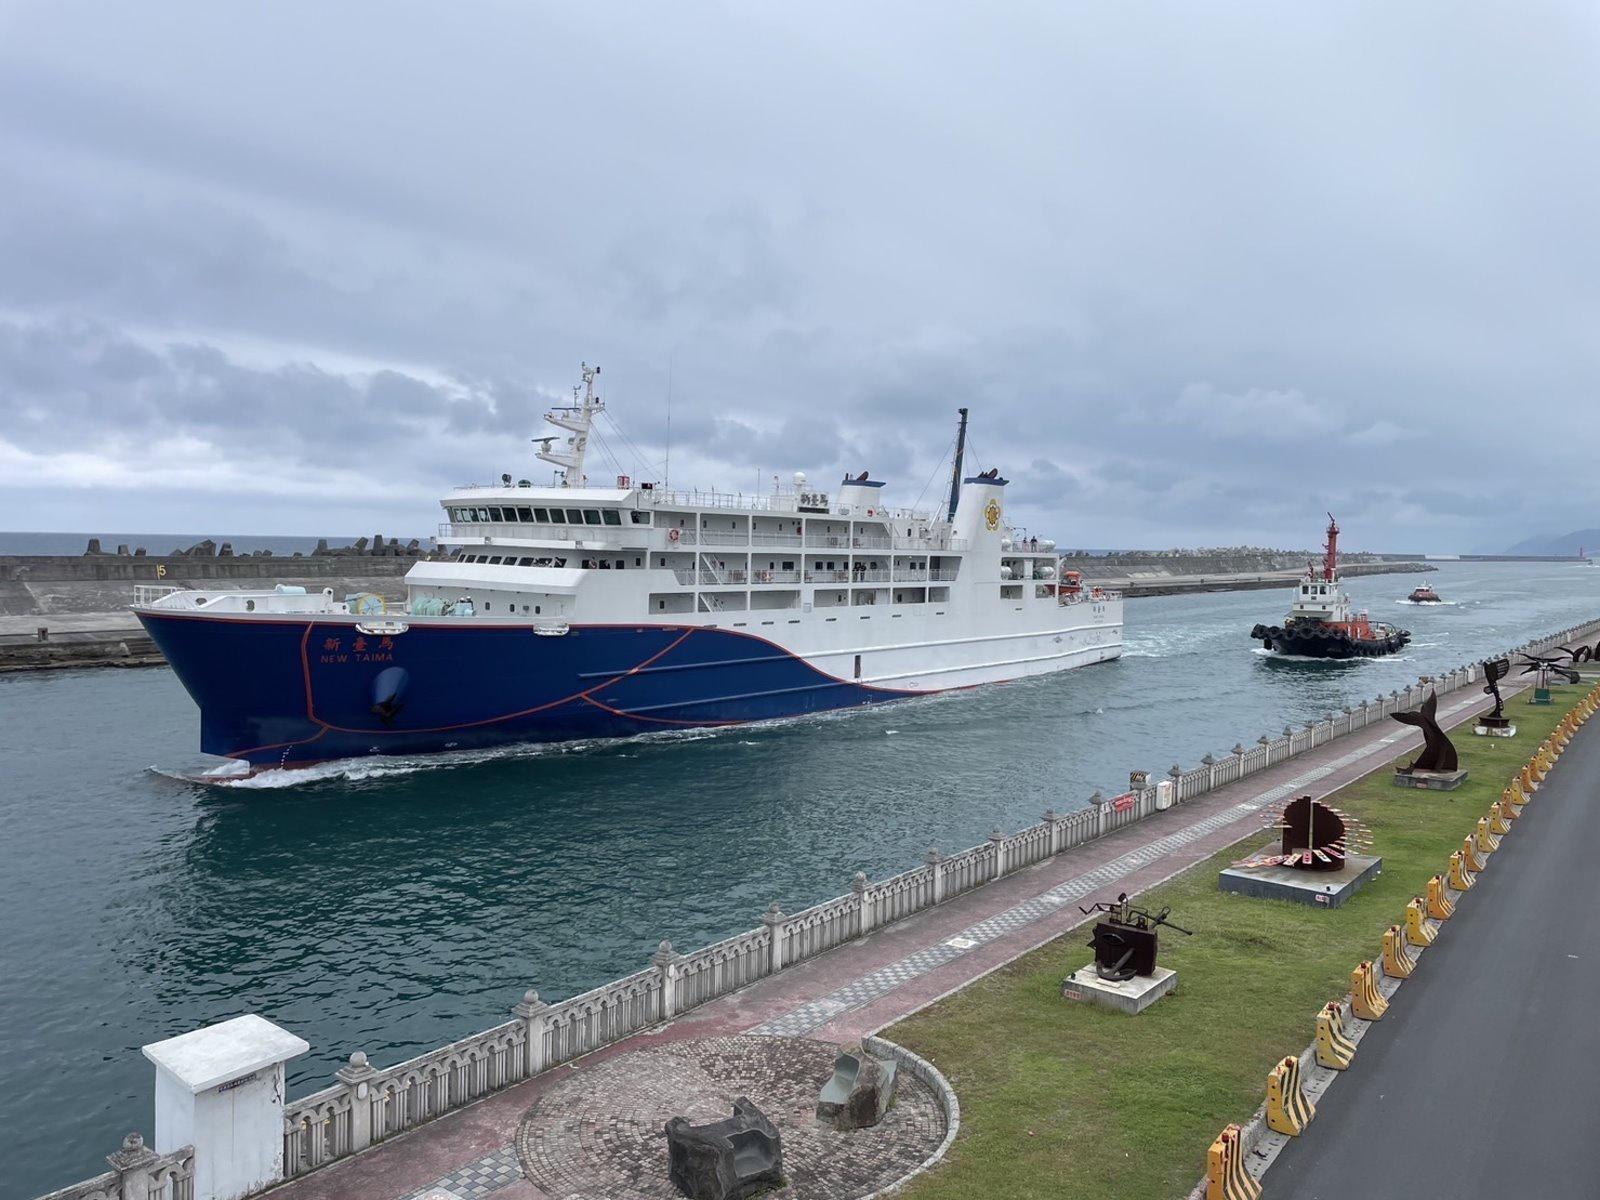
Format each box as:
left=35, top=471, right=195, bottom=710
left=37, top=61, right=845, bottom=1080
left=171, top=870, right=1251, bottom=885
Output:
left=137, top=612, right=920, bottom=768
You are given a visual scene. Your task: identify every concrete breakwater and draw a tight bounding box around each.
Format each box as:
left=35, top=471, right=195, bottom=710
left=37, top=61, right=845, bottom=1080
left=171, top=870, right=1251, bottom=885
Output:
left=1087, top=559, right=1434, bottom=598
left=0, top=555, right=414, bottom=671
left=28, top=616, right=1599, bottom=1200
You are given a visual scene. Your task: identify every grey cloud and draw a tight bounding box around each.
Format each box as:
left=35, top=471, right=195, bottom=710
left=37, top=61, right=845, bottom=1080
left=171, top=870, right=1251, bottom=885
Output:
left=1, top=1, right=1598, bottom=550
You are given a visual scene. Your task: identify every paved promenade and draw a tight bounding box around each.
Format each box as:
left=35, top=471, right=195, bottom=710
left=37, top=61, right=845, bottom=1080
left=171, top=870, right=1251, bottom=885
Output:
left=271, top=670, right=1550, bottom=1200
left=1267, top=698, right=1600, bottom=1200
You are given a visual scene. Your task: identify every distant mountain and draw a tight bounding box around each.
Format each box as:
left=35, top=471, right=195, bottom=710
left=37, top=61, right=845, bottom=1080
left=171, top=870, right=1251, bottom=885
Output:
left=1504, top=529, right=1600, bottom=557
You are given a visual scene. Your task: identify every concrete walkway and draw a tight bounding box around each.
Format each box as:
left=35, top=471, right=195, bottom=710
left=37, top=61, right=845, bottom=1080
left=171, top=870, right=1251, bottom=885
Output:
left=1266, top=699, right=1600, bottom=1200
left=270, top=668, right=1563, bottom=1200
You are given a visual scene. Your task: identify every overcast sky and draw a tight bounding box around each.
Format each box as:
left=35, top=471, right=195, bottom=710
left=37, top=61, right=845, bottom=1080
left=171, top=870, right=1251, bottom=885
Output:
left=1, top=2, right=1595, bottom=552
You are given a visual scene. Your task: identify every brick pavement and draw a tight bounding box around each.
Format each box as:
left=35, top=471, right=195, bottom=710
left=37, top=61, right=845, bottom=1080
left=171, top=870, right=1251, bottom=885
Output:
left=268, top=661, right=1573, bottom=1200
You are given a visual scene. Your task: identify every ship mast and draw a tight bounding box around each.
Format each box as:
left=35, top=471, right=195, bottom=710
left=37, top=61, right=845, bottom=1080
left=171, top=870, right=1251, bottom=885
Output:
left=946, top=407, right=969, bottom=523
left=537, top=363, right=603, bottom=487
left=1323, top=512, right=1340, bottom=582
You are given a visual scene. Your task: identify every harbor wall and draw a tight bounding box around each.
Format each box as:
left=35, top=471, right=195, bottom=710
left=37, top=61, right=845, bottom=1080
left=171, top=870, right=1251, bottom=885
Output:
left=1075, top=558, right=1433, bottom=598
left=31, top=615, right=1600, bottom=1200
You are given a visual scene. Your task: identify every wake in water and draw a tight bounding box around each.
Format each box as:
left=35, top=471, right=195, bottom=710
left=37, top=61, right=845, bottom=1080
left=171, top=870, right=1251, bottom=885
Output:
left=146, top=685, right=979, bottom=789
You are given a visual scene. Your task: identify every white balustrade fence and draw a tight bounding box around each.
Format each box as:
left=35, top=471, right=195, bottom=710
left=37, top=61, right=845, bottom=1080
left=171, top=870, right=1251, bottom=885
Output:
left=34, top=620, right=1600, bottom=1200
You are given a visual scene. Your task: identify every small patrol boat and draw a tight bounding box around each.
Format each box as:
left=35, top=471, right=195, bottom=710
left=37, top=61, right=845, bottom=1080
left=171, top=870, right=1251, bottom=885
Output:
left=1250, top=515, right=1410, bottom=659
left=1406, top=583, right=1442, bottom=604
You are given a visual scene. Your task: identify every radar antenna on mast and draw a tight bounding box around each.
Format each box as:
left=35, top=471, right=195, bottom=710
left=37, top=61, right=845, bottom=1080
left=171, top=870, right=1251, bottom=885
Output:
left=536, top=363, right=603, bottom=487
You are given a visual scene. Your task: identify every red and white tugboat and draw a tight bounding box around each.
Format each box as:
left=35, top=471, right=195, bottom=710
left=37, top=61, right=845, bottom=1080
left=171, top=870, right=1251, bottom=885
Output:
left=1250, top=515, right=1410, bottom=658
left=1406, top=583, right=1442, bottom=603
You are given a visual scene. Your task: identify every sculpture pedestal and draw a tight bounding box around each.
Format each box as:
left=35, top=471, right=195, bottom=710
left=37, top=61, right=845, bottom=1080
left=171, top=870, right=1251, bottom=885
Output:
left=1219, top=852, right=1382, bottom=909
left=1061, top=965, right=1175, bottom=1015
left=1393, top=768, right=1468, bottom=790
left=1474, top=718, right=1517, bottom=737
left=1530, top=688, right=1553, bottom=705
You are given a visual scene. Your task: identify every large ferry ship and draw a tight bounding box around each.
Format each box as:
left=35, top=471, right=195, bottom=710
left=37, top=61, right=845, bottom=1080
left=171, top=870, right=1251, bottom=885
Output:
left=135, top=366, right=1124, bottom=769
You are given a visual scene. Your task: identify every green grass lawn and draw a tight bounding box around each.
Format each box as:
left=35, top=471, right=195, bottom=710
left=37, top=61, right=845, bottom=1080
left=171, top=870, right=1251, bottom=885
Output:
left=890, top=684, right=1586, bottom=1200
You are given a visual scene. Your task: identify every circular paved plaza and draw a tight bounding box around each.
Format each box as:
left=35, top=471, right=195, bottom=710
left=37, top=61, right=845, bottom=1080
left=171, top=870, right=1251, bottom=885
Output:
left=515, top=1035, right=947, bottom=1199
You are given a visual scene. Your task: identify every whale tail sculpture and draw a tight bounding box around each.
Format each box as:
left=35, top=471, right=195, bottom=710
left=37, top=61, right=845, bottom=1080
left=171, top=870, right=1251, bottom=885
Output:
left=1391, top=690, right=1458, bottom=773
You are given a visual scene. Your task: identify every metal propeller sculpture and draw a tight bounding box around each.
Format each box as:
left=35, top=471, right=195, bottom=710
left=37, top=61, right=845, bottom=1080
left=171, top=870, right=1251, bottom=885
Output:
left=1520, top=653, right=1581, bottom=686
left=1234, top=794, right=1373, bottom=872
left=1391, top=690, right=1459, bottom=773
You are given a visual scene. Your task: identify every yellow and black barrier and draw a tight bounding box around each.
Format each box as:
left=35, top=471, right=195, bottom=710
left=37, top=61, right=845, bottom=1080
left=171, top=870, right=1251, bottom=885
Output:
left=1505, top=781, right=1528, bottom=809
left=1462, top=833, right=1489, bottom=873
left=1404, top=896, right=1436, bottom=947
left=1266, top=1054, right=1316, bottom=1135
left=1448, top=849, right=1475, bottom=891
left=1382, top=924, right=1415, bottom=978
left=1427, top=873, right=1455, bottom=919
left=1488, top=801, right=1513, bottom=835
left=1352, top=960, right=1388, bottom=1020
left=1316, top=1002, right=1357, bottom=1070
left=1205, top=1123, right=1261, bottom=1200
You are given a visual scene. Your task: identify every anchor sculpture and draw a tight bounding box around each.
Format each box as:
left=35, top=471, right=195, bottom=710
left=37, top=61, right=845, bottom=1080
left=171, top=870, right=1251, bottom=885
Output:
left=1392, top=690, right=1459, bottom=773
left=1077, top=893, right=1191, bottom=982
left=1234, top=794, right=1372, bottom=872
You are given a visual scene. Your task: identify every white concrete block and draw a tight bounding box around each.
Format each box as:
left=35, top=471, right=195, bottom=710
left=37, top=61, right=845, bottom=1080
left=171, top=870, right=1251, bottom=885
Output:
left=143, top=1014, right=309, bottom=1200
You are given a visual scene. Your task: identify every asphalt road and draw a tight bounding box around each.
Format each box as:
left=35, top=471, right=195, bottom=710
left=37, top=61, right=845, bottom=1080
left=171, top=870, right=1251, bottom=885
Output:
left=1267, top=711, right=1600, bottom=1200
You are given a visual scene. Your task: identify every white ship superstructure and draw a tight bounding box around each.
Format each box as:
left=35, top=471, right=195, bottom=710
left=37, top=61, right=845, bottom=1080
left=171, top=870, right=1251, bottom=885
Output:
left=410, top=368, right=1123, bottom=693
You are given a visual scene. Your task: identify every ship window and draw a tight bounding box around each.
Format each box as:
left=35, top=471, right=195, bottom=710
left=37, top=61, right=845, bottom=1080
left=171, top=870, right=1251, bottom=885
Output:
left=484, top=602, right=491, bottom=611
left=518, top=557, right=534, bottom=566
left=486, top=507, right=502, bottom=521
left=476, top=507, right=491, bottom=521
left=535, top=605, right=541, bottom=614
left=489, top=556, right=504, bottom=565
left=635, top=557, right=642, bottom=566
left=583, top=509, right=602, bottom=525
left=630, top=511, right=649, bottom=524
left=516, top=506, right=534, bottom=521
left=602, top=509, right=621, bottom=526
left=565, top=508, right=584, bottom=524
left=658, top=600, right=666, bottom=610
left=533, top=507, right=550, bottom=522
left=523, top=604, right=530, bottom=612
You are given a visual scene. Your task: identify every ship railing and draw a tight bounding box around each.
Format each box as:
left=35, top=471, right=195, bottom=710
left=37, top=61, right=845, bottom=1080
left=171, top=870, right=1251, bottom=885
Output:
left=202, top=615, right=1600, bottom=1193
left=133, top=584, right=182, bottom=605
left=696, top=530, right=751, bottom=547
left=748, top=569, right=802, bottom=585
left=890, top=569, right=960, bottom=583
left=748, top=531, right=804, bottom=547
left=1059, top=587, right=1121, bottom=605
left=644, top=488, right=798, bottom=513
left=438, top=521, right=627, bottom=546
